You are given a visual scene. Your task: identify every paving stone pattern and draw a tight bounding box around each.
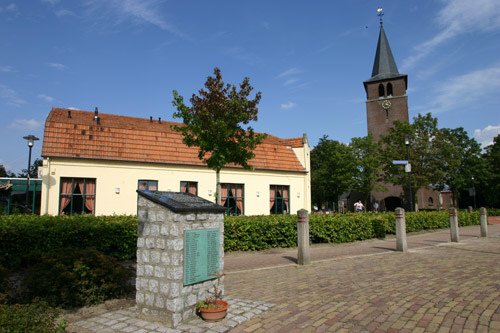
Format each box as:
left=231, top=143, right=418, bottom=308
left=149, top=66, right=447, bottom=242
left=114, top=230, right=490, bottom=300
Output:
left=70, top=224, right=500, bottom=332
left=226, top=235, right=500, bottom=332
left=72, top=297, right=274, bottom=332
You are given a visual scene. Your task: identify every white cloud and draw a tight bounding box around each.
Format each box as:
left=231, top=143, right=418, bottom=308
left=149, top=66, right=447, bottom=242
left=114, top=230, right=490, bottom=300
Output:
left=55, top=9, right=75, bottom=17
left=47, top=62, right=67, bottom=71
left=0, top=65, right=15, bottom=72
left=427, top=64, right=500, bottom=114
left=474, top=124, right=500, bottom=148
left=402, top=0, right=500, bottom=70
left=41, top=0, right=61, bottom=4
left=0, top=84, right=26, bottom=107
left=6, top=3, right=17, bottom=11
left=283, top=78, right=300, bottom=87
left=82, top=0, right=184, bottom=37
left=278, top=67, right=302, bottom=78
left=38, top=94, right=55, bottom=102
left=281, top=102, right=296, bottom=109
left=68, top=107, right=79, bottom=110
left=10, top=118, right=44, bottom=130
left=0, top=3, right=17, bottom=13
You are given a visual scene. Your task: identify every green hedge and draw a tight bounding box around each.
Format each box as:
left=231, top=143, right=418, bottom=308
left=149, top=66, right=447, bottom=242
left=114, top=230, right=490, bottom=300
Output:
left=0, top=215, right=137, bottom=269
left=224, top=210, right=481, bottom=251
left=0, top=210, right=484, bottom=268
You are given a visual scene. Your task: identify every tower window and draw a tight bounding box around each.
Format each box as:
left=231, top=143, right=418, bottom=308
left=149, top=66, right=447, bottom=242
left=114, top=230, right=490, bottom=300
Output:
left=387, top=83, right=393, bottom=97
left=378, top=84, right=385, bottom=98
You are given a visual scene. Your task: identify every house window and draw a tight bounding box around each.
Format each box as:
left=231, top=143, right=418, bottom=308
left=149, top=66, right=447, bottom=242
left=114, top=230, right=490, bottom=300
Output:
left=180, top=181, right=198, bottom=195
left=270, top=185, right=289, bottom=214
left=221, top=183, right=244, bottom=216
left=428, top=197, right=434, bottom=206
left=138, top=180, right=158, bottom=191
left=59, top=178, right=96, bottom=215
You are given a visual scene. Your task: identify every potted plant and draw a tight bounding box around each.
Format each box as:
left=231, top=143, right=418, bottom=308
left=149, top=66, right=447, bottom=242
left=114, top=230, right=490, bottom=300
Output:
left=196, top=271, right=229, bottom=322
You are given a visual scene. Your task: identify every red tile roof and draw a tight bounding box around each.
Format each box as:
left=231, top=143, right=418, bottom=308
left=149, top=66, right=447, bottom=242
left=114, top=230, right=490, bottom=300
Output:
left=42, top=108, right=307, bottom=172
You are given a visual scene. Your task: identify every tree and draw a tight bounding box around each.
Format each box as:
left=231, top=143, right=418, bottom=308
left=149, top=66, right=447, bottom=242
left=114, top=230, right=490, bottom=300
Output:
left=349, top=134, right=384, bottom=205
left=310, top=135, right=357, bottom=210
left=172, top=67, right=267, bottom=204
left=434, top=127, right=482, bottom=207
left=480, top=134, right=500, bottom=207
left=0, top=165, right=15, bottom=178
left=17, top=158, right=43, bottom=178
left=378, top=113, right=442, bottom=208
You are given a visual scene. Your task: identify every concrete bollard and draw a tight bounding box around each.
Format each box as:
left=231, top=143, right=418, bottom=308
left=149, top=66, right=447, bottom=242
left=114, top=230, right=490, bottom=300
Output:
left=449, top=207, right=460, bottom=242
left=395, top=207, right=407, bottom=252
left=297, top=209, right=311, bottom=265
left=480, top=207, right=488, bottom=237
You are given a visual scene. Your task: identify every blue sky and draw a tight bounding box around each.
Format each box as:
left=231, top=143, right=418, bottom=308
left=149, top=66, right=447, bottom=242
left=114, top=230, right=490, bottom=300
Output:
left=1, top=0, right=500, bottom=174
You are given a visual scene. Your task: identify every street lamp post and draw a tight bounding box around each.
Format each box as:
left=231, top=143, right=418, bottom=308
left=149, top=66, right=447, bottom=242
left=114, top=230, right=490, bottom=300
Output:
left=404, top=135, right=413, bottom=212
left=23, top=135, right=39, bottom=214
left=471, top=176, right=476, bottom=209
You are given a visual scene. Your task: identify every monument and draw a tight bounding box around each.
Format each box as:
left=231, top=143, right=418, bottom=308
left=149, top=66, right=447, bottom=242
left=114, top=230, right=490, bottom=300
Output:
left=136, top=190, right=225, bottom=327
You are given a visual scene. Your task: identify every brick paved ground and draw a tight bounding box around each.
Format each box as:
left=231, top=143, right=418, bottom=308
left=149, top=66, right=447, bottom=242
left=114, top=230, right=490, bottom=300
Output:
left=69, top=224, right=500, bottom=332
left=225, top=227, right=500, bottom=332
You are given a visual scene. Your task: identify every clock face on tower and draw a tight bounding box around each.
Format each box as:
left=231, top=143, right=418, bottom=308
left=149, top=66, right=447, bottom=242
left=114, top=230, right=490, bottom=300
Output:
left=382, top=99, right=392, bottom=110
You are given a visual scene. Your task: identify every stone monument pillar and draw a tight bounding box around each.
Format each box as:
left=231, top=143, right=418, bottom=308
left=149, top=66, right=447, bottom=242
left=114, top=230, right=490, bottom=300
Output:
left=136, top=190, right=225, bottom=328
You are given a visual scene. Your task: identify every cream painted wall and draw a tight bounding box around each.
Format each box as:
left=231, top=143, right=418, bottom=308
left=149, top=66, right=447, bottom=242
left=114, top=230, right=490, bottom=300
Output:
left=41, top=157, right=310, bottom=216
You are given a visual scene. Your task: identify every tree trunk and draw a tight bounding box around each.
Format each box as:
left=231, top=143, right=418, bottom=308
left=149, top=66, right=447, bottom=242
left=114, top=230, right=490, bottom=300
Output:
left=216, top=170, right=221, bottom=205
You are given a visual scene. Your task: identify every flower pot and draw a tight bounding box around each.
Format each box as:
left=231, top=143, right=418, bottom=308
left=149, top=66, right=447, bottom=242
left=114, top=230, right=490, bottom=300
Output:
left=198, top=300, right=229, bottom=322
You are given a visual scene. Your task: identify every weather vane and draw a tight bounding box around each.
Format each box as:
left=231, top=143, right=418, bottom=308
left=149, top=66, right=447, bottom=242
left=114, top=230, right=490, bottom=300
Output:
left=377, top=7, right=384, bottom=26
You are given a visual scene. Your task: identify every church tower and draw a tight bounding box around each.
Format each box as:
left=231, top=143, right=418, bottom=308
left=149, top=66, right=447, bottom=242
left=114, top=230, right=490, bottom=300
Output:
left=364, top=16, right=408, bottom=141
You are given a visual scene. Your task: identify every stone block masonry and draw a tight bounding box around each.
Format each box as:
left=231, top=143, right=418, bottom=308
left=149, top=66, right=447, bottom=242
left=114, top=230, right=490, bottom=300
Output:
left=136, top=191, right=225, bottom=328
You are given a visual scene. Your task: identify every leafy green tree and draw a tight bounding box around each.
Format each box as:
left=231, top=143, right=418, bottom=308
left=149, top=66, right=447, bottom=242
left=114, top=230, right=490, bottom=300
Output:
left=17, top=158, right=43, bottom=178
left=434, top=127, right=482, bottom=207
left=0, top=165, right=15, bottom=178
left=480, top=135, right=500, bottom=207
left=171, top=67, right=267, bottom=204
left=311, top=135, right=356, bottom=210
left=379, top=113, right=442, bottom=208
left=349, top=133, right=384, bottom=205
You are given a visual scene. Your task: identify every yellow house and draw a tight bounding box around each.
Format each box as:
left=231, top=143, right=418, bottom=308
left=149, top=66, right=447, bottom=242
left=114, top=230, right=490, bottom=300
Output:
left=40, top=108, right=311, bottom=216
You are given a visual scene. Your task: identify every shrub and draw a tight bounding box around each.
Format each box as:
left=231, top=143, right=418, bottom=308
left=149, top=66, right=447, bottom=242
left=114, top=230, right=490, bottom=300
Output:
left=224, top=211, right=480, bottom=252
left=0, top=214, right=137, bottom=270
left=0, top=301, right=65, bottom=332
left=487, top=208, right=500, bottom=216
left=21, top=247, right=134, bottom=308
left=0, top=265, right=9, bottom=304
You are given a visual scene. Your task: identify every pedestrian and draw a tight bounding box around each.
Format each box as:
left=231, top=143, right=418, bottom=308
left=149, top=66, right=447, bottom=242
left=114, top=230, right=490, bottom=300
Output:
left=354, top=200, right=364, bottom=213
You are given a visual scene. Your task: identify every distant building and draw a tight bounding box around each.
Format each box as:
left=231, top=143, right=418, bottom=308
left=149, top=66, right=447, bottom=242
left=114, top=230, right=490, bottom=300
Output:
left=0, top=178, right=42, bottom=215
left=40, top=108, right=311, bottom=216
left=363, top=21, right=452, bottom=211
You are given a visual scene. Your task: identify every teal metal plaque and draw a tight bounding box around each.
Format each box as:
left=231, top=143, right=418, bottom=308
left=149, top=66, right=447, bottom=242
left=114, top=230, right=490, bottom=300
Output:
left=184, top=229, right=220, bottom=285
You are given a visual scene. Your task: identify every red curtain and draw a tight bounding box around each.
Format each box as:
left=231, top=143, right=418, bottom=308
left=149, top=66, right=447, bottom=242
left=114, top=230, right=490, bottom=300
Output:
left=221, top=184, right=228, bottom=206
left=269, top=186, right=276, bottom=210
left=283, top=186, right=289, bottom=213
left=139, top=181, right=147, bottom=190
left=188, top=184, right=197, bottom=195
left=59, top=179, right=73, bottom=214
left=180, top=182, right=188, bottom=193
left=236, top=185, right=243, bottom=213
left=148, top=182, right=157, bottom=191
left=84, top=179, right=96, bottom=213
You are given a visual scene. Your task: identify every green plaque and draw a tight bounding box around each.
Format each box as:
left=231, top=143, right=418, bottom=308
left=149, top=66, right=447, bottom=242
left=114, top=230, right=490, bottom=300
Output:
left=184, top=229, right=220, bottom=285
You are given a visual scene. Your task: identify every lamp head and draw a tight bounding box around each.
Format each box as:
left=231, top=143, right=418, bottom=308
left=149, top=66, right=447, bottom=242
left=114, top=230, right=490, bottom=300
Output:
left=404, top=134, right=410, bottom=146
left=23, top=135, right=40, bottom=147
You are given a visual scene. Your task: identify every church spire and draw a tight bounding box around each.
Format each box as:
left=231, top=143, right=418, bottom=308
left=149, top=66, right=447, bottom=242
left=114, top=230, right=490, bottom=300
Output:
left=365, top=8, right=406, bottom=83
